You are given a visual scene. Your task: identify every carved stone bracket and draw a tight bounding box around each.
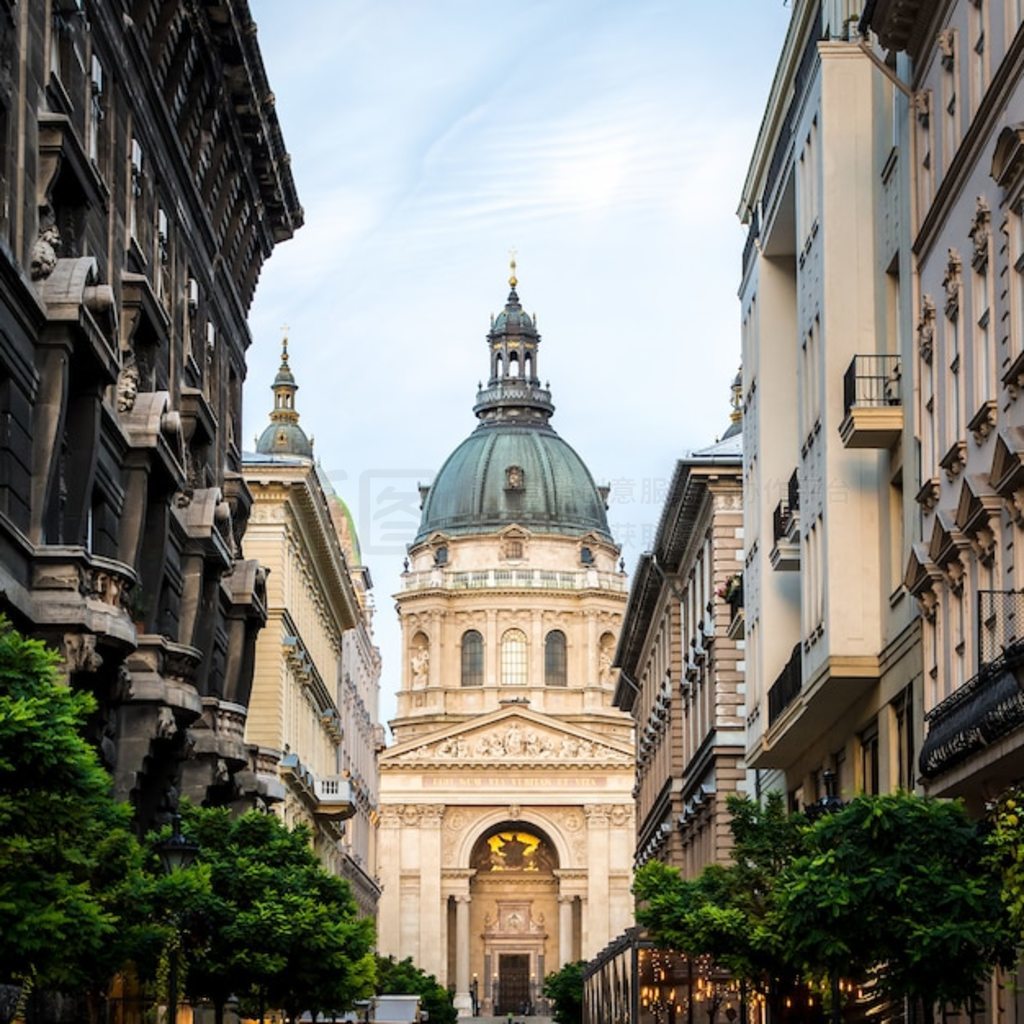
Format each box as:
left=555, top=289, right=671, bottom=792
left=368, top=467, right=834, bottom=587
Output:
left=939, top=439, right=967, bottom=481
left=967, top=399, right=997, bottom=446
left=915, top=476, right=941, bottom=513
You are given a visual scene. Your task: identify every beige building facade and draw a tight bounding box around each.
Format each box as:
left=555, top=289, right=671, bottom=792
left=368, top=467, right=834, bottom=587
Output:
left=243, top=341, right=382, bottom=915
left=737, top=0, right=922, bottom=806
left=614, top=394, right=747, bottom=878
left=378, top=271, right=634, bottom=1018
left=861, top=3, right=1024, bottom=809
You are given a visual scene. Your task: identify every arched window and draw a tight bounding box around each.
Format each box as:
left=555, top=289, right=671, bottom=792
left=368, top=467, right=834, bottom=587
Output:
left=461, top=630, right=484, bottom=687
left=545, top=630, right=567, bottom=687
left=501, top=628, right=528, bottom=685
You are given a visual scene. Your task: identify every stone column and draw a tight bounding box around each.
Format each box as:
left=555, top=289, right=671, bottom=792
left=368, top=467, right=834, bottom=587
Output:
left=486, top=609, right=498, bottom=686
left=585, top=805, right=610, bottom=959
left=558, top=895, right=574, bottom=968
left=377, top=806, right=403, bottom=957
left=454, top=895, right=472, bottom=1017
left=418, top=805, right=445, bottom=980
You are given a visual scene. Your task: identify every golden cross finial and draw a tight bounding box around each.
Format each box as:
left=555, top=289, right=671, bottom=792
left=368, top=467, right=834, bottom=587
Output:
left=508, top=249, right=518, bottom=288
left=280, top=324, right=289, bottom=362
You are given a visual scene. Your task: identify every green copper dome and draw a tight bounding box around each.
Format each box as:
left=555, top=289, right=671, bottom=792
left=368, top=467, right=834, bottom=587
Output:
left=414, top=268, right=612, bottom=544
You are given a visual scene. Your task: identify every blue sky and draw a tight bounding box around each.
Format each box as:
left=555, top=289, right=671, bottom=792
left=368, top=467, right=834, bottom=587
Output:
left=244, top=0, right=791, bottom=728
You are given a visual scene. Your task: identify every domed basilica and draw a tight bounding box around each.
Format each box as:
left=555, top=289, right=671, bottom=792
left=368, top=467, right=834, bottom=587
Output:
left=377, top=267, right=635, bottom=1018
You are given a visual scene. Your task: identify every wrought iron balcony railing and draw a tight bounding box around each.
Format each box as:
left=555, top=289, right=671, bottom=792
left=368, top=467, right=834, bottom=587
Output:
left=773, top=499, right=794, bottom=543
left=768, top=643, right=803, bottom=726
left=843, top=354, right=902, bottom=416
left=920, top=589, right=1024, bottom=779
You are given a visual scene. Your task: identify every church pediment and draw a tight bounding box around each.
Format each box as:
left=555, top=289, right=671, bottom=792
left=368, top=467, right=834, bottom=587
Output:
left=380, top=706, right=633, bottom=768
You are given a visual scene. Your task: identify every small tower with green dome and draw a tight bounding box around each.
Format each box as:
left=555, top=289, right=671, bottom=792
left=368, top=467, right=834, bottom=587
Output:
left=255, top=333, right=313, bottom=459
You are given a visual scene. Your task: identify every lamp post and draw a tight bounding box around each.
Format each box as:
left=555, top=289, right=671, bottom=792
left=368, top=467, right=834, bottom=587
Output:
left=156, top=814, right=199, bottom=1024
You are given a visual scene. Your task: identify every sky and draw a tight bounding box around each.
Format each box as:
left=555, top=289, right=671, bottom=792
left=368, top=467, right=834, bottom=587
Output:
left=243, top=0, right=792, bottom=730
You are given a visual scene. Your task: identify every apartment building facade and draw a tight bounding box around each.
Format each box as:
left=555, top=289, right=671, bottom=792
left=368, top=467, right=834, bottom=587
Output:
left=0, top=0, right=300, bottom=830
left=243, top=342, right=383, bottom=916
left=738, top=0, right=922, bottom=807
left=861, top=1, right=1024, bottom=812
left=613, top=396, right=746, bottom=879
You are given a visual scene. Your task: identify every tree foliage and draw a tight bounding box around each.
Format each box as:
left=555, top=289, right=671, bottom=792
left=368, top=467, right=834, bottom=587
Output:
left=374, top=955, right=456, bottom=1024
left=542, top=960, right=586, bottom=1024
left=634, top=792, right=803, bottom=991
left=178, top=807, right=376, bottom=1023
left=777, top=793, right=1012, bottom=1017
left=0, top=618, right=149, bottom=994
left=985, top=786, right=1024, bottom=944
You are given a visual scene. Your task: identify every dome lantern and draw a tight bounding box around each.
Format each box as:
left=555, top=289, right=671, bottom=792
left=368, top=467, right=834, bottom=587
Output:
left=255, top=331, right=314, bottom=459
left=473, top=260, right=554, bottom=426
left=414, top=266, right=614, bottom=546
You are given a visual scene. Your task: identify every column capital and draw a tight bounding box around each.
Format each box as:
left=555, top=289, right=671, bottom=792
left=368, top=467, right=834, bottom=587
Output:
left=454, top=893, right=472, bottom=905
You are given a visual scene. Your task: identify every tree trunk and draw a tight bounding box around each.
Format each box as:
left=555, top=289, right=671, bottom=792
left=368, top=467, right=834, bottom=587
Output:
left=214, top=997, right=224, bottom=1024
left=922, top=997, right=936, bottom=1024
left=830, top=970, right=842, bottom=1024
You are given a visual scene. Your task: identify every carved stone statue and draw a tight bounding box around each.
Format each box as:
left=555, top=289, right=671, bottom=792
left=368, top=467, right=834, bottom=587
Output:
left=504, top=722, right=523, bottom=755
left=411, top=643, right=429, bottom=687
left=30, top=223, right=60, bottom=281
left=117, top=352, right=140, bottom=413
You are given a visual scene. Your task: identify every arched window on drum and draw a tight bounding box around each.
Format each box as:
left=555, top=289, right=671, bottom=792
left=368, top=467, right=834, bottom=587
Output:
left=461, top=629, right=484, bottom=687
left=545, top=630, right=567, bottom=687
left=501, top=628, right=528, bottom=686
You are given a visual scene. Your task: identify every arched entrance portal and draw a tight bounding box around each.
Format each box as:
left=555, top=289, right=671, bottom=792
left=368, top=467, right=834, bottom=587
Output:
left=460, top=823, right=560, bottom=1016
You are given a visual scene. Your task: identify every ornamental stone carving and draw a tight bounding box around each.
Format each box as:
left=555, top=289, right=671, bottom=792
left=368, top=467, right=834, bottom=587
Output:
left=913, top=89, right=930, bottom=127
left=918, top=295, right=935, bottom=363
left=970, top=196, right=991, bottom=271
left=943, top=249, right=962, bottom=319
left=63, top=632, right=103, bottom=674
left=937, top=29, right=955, bottom=71
left=410, top=723, right=630, bottom=764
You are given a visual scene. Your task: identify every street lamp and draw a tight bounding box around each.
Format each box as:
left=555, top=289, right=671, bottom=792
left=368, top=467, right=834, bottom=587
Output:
left=155, top=814, right=199, bottom=1024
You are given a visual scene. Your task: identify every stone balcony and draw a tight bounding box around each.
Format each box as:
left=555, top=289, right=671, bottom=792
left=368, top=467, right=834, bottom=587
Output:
left=31, top=546, right=137, bottom=653
left=314, top=775, right=355, bottom=818
left=838, top=354, right=902, bottom=449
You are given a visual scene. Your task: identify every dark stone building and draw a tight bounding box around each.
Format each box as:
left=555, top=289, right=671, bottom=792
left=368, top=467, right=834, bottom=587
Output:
left=0, top=0, right=301, bottom=829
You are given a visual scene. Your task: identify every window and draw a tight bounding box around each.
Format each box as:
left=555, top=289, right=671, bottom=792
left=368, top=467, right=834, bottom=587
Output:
left=859, top=723, right=880, bottom=795
left=545, top=630, right=567, bottom=687
left=892, top=688, right=915, bottom=791
left=501, top=629, right=528, bottom=686
left=969, top=0, right=988, bottom=116
left=88, top=54, right=104, bottom=164
left=461, top=630, right=483, bottom=687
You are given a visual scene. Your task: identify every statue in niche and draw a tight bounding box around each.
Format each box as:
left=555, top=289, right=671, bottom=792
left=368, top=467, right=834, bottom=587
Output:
left=410, top=640, right=429, bottom=688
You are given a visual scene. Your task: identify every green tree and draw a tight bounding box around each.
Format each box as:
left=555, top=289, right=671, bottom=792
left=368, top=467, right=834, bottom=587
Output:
left=777, top=792, right=1012, bottom=1023
left=985, top=785, right=1024, bottom=944
left=179, top=807, right=375, bottom=1024
left=0, top=618, right=149, bottom=1005
left=634, top=792, right=804, bottom=1007
left=374, top=956, right=457, bottom=1024
left=542, top=960, right=586, bottom=1024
